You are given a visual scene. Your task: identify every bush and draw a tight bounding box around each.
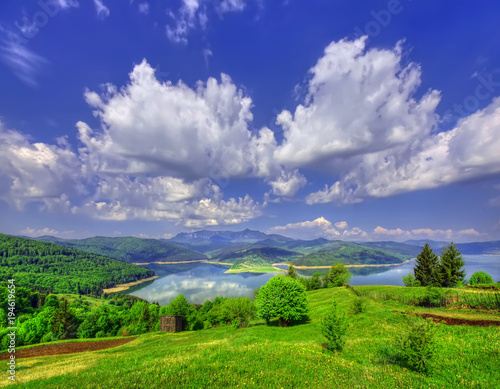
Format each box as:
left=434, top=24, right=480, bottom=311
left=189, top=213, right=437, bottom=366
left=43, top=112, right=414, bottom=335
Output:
left=402, top=274, right=421, bottom=287
left=256, top=276, right=309, bottom=327
left=469, top=271, right=494, bottom=286
left=420, top=287, right=446, bottom=307
left=320, top=301, right=348, bottom=351
left=220, top=297, right=256, bottom=329
left=351, top=297, right=365, bottom=315
left=394, top=312, right=437, bottom=373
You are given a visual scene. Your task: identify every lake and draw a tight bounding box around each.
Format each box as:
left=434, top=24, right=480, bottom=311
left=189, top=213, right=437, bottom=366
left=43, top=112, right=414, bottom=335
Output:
left=130, top=255, right=500, bottom=305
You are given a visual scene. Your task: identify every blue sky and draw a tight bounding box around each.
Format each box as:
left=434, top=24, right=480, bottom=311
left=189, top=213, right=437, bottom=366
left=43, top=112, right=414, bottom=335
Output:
left=1, top=0, right=500, bottom=242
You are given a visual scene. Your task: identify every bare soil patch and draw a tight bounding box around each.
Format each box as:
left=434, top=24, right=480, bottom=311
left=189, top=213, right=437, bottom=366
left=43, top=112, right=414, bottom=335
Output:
left=416, top=313, right=500, bottom=327
left=0, top=337, right=137, bottom=360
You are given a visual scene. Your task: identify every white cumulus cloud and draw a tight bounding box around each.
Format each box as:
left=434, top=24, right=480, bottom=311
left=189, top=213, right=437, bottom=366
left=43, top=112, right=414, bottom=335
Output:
left=0, top=122, right=83, bottom=211
left=268, top=217, right=368, bottom=240
left=79, top=59, right=278, bottom=181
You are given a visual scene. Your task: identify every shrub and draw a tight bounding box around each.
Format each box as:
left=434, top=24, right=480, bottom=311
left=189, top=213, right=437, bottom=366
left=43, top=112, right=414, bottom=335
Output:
left=402, top=273, right=421, bottom=287
left=469, top=271, right=494, bottom=286
left=351, top=297, right=365, bottom=315
left=394, top=313, right=437, bottom=373
left=420, top=287, right=446, bottom=307
left=219, top=297, right=256, bottom=329
left=256, top=276, right=308, bottom=327
left=320, top=301, right=349, bottom=351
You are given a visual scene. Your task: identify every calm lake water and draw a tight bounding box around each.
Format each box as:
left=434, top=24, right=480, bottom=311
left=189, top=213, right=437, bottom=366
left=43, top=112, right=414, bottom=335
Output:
left=131, top=255, right=500, bottom=305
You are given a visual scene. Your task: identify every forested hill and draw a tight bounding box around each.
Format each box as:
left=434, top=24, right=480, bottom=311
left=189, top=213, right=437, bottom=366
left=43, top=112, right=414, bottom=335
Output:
left=294, top=242, right=410, bottom=266
left=0, top=234, right=154, bottom=295
left=35, top=236, right=206, bottom=263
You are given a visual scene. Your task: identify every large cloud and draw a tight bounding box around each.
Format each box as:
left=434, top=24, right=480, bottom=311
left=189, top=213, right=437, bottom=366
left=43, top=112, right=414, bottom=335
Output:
left=79, top=60, right=277, bottom=181
left=275, top=37, right=441, bottom=169
left=78, top=178, right=261, bottom=227
left=307, top=96, right=500, bottom=204
left=0, top=122, right=83, bottom=211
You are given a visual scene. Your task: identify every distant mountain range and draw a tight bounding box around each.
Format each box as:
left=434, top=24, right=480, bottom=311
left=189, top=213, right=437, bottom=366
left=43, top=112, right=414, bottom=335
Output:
left=404, top=240, right=500, bottom=255
left=35, top=236, right=206, bottom=263
left=27, top=230, right=500, bottom=272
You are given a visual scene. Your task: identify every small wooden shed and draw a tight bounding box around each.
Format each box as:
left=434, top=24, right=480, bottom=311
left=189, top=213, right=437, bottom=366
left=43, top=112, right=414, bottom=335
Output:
left=160, top=315, right=183, bottom=332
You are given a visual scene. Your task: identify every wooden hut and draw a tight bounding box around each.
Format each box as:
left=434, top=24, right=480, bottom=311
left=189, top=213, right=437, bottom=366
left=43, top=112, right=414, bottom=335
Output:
left=160, top=315, right=183, bottom=332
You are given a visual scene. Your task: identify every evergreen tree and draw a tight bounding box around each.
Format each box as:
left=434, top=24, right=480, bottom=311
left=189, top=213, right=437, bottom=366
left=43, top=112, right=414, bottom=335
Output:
left=287, top=262, right=298, bottom=279
left=413, top=244, right=439, bottom=286
left=50, top=299, right=78, bottom=339
left=437, top=243, right=466, bottom=287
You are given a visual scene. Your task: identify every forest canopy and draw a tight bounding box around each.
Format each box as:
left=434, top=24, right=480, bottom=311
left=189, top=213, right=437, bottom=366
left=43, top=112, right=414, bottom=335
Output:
left=0, top=234, right=154, bottom=295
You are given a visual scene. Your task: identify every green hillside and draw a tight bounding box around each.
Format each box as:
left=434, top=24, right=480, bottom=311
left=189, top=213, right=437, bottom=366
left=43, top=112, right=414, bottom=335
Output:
left=36, top=236, right=206, bottom=263
left=0, top=234, right=154, bottom=294
left=9, top=286, right=500, bottom=388
left=294, top=242, right=410, bottom=266
left=212, top=245, right=301, bottom=270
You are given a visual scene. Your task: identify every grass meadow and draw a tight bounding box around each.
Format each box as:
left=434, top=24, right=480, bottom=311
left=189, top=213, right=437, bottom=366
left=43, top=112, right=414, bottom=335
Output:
left=3, top=286, right=499, bottom=388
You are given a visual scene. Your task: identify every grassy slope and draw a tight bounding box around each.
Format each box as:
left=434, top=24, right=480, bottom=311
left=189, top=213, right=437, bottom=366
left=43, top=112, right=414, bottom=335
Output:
left=9, top=287, right=499, bottom=388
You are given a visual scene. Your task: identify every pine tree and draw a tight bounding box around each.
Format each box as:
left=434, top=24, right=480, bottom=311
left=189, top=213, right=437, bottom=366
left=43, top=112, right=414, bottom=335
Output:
left=413, top=243, right=439, bottom=286
left=436, top=242, right=466, bottom=287
left=50, top=299, right=78, bottom=339
left=287, top=262, right=298, bottom=279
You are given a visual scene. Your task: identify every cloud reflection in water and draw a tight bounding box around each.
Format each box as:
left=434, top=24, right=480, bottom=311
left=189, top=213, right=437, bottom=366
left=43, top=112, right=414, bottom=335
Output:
left=130, top=264, right=276, bottom=305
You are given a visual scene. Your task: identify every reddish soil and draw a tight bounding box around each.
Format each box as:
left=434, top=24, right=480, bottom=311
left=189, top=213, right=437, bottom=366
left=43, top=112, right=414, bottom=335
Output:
left=0, top=337, right=137, bottom=360
left=416, top=313, right=500, bottom=327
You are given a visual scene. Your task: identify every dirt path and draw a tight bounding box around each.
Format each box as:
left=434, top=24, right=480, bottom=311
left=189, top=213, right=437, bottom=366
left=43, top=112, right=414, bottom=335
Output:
left=415, top=313, right=500, bottom=327
left=0, top=337, right=137, bottom=360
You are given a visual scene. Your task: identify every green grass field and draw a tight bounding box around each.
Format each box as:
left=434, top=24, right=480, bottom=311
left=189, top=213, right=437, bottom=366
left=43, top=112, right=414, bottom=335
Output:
left=4, top=286, right=499, bottom=388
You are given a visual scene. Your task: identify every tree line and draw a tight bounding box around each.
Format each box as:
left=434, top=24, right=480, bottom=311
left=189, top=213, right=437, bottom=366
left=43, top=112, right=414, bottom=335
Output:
left=0, top=234, right=154, bottom=295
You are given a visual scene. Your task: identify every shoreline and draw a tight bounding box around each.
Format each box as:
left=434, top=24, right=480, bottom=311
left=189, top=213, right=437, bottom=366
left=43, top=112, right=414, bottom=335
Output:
left=103, top=276, right=159, bottom=294
left=273, top=258, right=415, bottom=270
left=132, top=260, right=206, bottom=265
left=131, top=258, right=415, bottom=275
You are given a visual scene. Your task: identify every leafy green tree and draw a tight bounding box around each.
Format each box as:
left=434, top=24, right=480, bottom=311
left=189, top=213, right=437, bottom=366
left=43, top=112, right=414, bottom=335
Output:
left=437, top=243, right=466, bottom=287
left=320, top=301, right=349, bottom=351
left=287, top=262, right=298, bottom=279
left=324, top=263, right=352, bottom=287
left=256, top=276, right=308, bottom=327
left=413, top=244, right=439, bottom=286
left=160, top=294, right=193, bottom=329
left=469, top=271, right=494, bottom=286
